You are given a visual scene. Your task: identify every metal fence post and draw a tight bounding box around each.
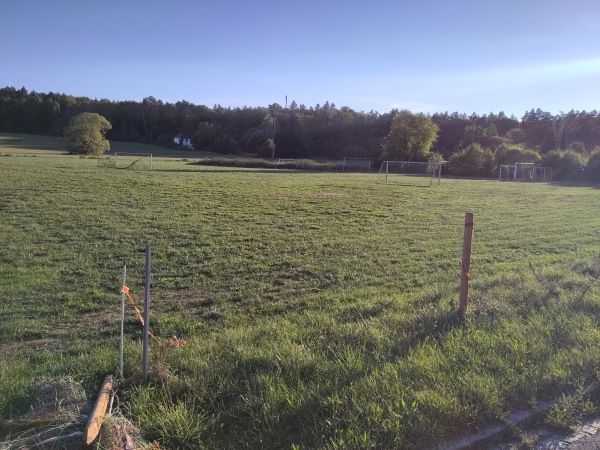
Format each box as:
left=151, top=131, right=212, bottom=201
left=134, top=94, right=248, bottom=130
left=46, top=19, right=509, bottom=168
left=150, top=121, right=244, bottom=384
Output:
left=120, top=264, right=126, bottom=378
left=142, top=245, right=151, bottom=382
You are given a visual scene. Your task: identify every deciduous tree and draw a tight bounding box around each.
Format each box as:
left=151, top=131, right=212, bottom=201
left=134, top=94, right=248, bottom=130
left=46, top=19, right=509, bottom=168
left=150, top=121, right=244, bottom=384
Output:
left=381, top=110, right=439, bottom=161
left=63, top=112, right=111, bottom=155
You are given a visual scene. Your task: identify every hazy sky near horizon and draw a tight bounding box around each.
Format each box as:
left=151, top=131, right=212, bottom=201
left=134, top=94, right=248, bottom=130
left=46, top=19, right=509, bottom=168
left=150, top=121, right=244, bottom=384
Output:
left=2, top=0, right=599, bottom=117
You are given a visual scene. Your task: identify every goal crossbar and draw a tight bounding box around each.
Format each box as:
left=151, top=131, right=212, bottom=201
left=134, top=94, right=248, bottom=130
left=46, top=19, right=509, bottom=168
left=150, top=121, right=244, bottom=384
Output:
left=499, top=163, right=551, bottom=182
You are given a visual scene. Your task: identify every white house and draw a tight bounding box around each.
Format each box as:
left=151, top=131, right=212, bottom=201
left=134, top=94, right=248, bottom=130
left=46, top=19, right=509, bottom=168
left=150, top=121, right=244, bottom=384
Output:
left=173, top=134, right=194, bottom=150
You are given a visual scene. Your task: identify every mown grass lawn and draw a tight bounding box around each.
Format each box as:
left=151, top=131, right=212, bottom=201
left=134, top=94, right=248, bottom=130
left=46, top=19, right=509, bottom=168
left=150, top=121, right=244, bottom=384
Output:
left=1, top=150, right=600, bottom=449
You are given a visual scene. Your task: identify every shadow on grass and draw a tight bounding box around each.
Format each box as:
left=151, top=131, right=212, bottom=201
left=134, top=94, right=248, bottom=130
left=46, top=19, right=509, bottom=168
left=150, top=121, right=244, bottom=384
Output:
left=0, top=134, right=65, bottom=152
left=548, top=181, right=600, bottom=189
left=157, top=167, right=297, bottom=174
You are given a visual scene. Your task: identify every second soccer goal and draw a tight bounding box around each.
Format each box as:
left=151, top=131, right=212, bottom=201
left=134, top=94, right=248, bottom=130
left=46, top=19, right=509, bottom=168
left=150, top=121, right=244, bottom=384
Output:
left=377, top=161, right=442, bottom=186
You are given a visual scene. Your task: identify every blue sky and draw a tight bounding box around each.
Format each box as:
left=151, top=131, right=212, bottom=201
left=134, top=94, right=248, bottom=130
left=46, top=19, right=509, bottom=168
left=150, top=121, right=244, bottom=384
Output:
left=2, top=0, right=599, bottom=117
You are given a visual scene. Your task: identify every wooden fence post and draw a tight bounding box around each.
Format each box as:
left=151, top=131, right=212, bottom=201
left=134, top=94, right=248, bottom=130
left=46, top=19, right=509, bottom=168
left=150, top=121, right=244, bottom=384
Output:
left=458, top=212, right=474, bottom=317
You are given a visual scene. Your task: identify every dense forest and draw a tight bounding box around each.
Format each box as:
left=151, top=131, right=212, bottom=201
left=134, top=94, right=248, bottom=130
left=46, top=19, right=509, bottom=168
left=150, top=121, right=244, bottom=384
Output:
left=1, top=86, right=600, bottom=179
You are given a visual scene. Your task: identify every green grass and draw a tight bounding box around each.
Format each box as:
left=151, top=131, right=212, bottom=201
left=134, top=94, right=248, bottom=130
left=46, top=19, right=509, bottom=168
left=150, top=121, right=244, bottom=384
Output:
left=0, top=132, right=216, bottom=158
left=2, top=138, right=600, bottom=448
left=0, top=132, right=67, bottom=155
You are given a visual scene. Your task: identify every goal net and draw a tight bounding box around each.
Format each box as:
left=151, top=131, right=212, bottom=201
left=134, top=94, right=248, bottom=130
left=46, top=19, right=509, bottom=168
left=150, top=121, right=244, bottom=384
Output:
left=534, top=165, right=552, bottom=181
left=499, top=163, right=552, bottom=182
left=340, top=157, right=372, bottom=172
left=97, top=152, right=153, bottom=170
left=377, top=161, right=442, bottom=186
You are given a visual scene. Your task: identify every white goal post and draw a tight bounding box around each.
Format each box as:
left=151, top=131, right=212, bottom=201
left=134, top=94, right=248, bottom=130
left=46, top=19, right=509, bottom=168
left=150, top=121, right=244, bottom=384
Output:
left=98, top=152, right=153, bottom=170
left=499, top=163, right=552, bottom=182
left=341, top=157, right=372, bottom=172
left=377, top=161, right=442, bottom=186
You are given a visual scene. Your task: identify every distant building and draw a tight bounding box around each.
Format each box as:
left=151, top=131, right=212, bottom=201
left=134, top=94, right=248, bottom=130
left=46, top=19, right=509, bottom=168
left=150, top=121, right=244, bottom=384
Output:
left=173, top=134, right=194, bottom=150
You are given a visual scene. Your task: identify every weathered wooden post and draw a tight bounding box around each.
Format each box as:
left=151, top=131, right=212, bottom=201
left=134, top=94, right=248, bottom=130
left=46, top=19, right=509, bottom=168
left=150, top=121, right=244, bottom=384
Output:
left=458, top=212, right=474, bottom=317
left=142, top=245, right=151, bottom=382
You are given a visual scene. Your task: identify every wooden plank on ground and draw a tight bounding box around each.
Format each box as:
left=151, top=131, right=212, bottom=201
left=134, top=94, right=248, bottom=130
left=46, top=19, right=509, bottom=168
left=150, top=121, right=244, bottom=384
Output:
left=83, top=375, right=113, bottom=445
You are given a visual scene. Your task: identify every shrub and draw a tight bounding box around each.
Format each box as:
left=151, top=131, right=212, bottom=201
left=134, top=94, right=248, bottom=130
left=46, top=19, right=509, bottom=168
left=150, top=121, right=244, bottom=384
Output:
left=191, top=157, right=337, bottom=171
left=447, top=144, right=496, bottom=177
left=585, top=147, right=600, bottom=182
left=568, top=141, right=586, bottom=154
left=494, top=143, right=541, bottom=166
left=427, top=152, right=445, bottom=164
left=260, top=139, right=275, bottom=158
left=541, top=150, right=586, bottom=181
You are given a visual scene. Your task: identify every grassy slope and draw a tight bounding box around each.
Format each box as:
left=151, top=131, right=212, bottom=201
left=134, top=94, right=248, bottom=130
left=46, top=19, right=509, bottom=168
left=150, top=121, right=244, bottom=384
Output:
left=0, top=132, right=216, bottom=159
left=1, top=149, right=600, bottom=448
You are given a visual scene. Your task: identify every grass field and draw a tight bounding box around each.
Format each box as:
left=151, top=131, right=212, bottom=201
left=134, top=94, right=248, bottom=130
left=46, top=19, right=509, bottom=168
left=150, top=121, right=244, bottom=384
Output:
left=0, top=132, right=216, bottom=159
left=2, top=138, right=600, bottom=449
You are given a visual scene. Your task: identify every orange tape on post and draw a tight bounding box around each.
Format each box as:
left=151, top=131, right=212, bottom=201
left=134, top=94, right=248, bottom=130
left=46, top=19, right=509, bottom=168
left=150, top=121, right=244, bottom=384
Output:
left=120, top=285, right=186, bottom=348
left=123, top=287, right=145, bottom=325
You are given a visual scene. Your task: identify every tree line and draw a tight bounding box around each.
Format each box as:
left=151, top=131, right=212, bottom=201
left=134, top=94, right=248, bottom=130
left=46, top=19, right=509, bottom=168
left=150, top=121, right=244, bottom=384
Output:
left=1, top=86, right=600, bottom=179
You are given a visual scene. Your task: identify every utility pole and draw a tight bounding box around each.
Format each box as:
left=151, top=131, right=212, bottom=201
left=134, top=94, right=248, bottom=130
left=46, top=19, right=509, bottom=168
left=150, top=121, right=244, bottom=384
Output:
left=272, top=103, right=276, bottom=159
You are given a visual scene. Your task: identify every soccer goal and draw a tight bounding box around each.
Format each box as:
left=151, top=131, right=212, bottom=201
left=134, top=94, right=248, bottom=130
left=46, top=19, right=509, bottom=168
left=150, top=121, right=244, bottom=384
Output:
left=534, top=165, right=552, bottom=181
left=96, top=157, right=116, bottom=168
left=377, top=161, right=442, bottom=186
left=340, top=157, right=372, bottom=172
left=97, top=152, right=153, bottom=170
left=499, top=163, right=551, bottom=182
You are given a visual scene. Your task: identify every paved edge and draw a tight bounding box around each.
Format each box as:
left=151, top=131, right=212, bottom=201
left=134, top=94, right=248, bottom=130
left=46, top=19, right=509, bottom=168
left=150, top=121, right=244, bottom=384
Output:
left=435, top=383, right=599, bottom=450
